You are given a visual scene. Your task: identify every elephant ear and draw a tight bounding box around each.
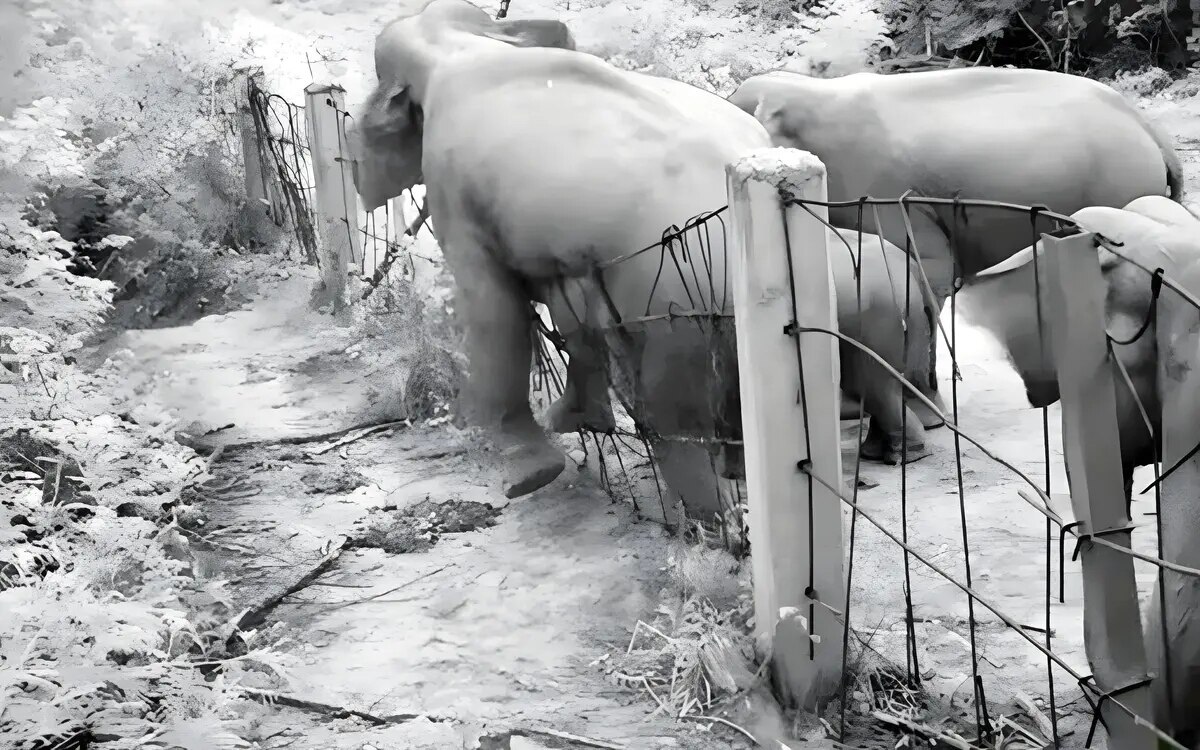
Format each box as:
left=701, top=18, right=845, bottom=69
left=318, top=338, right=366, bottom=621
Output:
left=489, top=19, right=576, bottom=50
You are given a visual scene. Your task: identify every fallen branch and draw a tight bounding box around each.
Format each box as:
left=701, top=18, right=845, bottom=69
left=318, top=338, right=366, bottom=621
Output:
left=1013, top=691, right=1055, bottom=744
left=311, top=563, right=452, bottom=615
left=235, top=537, right=349, bottom=631
left=307, top=422, right=403, bottom=456
left=221, top=418, right=409, bottom=453
left=514, top=728, right=626, bottom=749
left=240, top=688, right=444, bottom=726
left=677, top=714, right=757, bottom=744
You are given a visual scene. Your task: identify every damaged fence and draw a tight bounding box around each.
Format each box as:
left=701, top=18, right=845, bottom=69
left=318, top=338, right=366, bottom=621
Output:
left=241, top=76, right=430, bottom=311
left=732, top=146, right=1200, bottom=749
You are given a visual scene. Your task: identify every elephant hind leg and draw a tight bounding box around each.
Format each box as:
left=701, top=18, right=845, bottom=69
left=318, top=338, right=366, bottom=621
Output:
left=855, top=366, right=931, bottom=466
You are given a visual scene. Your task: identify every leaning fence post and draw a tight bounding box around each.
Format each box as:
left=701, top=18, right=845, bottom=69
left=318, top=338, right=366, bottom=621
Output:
left=1150, top=257, right=1200, bottom=738
left=727, top=148, right=845, bottom=709
left=304, top=83, right=363, bottom=312
left=239, top=105, right=269, bottom=213
left=1042, top=231, right=1155, bottom=748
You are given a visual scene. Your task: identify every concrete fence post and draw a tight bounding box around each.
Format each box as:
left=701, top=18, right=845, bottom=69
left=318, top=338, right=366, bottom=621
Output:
left=304, top=82, right=363, bottom=313
left=1041, top=231, right=1155, bottom=748
left=238, top=73, right=284, bottom=226
left=727, top=147, right=845, bottom=709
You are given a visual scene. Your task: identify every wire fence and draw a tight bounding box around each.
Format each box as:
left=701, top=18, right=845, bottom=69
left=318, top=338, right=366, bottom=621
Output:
left=247, top=77, right=319, bottom=264
left=238, top=75, right=1199, bottom=748
left=245, top=78, right=433, bottom=298
left=777, top=192, right=1200, bottom=749
left=329, top=102, right=436, bottom=299
left=558, top=185, right=1200, bottom=748
left=527, top=207, right=749, bottom=544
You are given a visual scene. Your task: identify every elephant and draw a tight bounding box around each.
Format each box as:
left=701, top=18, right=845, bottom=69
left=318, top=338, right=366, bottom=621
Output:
left=962, top=194, right=1200, bottom=750
left=959, top=195, right=1197, bottom=495
left=727, top=66, right=1184, bottom=435
left=349, top=0, right=773, bottom=518
left=827, top=227, right=936, bottom=465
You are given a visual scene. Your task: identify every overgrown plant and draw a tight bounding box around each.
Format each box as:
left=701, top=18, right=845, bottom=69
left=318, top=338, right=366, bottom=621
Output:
left=4, top=0, right=286, bottom=332
left=598, top=527, right=759, bottom=727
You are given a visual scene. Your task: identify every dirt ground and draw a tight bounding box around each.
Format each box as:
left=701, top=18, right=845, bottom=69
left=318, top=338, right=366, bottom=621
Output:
left=72, top=1, right=1200, bottom=748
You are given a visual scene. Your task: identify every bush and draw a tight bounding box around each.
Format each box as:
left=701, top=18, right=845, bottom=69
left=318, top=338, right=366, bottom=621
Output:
left=2, top=0, right=286, bottom=332
left=879, top=0, right=1191, bottom=75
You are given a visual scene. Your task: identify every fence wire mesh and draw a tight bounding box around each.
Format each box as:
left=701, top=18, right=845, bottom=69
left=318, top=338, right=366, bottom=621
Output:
left=527, top=206, right=748, bottom=545
left=246, top=77, right=318, bottom=264
left=246, top=80, right=433, bottom=294
left=331, top=103, right=434, bottom=297
left=779, top=192, right=1200, bottom=749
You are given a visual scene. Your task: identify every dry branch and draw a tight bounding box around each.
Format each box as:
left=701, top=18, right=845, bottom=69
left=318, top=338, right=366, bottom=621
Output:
left=235, top=537, right=349, bottom=631
left=220, top=418, right=408, bottom=454
left=240, top=688, right=445, bottom=726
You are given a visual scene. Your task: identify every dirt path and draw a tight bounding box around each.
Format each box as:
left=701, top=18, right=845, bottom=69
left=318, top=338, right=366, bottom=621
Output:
left=101, top=267, right=757, bottom=749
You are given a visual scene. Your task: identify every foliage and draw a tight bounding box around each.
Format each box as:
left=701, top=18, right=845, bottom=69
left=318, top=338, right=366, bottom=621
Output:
left=599, top=531, right=760, bottom=720
left=0, top=217, right=295, bottom=744
left=878, top=0, right=1190, bottom=75
left=1, top=0, right=287, bottom=331
left=0, top=4, right=295, bottom=732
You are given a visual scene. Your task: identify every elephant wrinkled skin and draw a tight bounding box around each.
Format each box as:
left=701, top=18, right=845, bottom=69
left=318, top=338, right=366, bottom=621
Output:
left=350, top=0, right=771, bottom=515
left=728, top=67, right=1184, bottom=430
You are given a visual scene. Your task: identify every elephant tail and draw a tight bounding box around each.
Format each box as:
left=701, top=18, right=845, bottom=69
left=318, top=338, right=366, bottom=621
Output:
left=1143, top=115, right=1185, bottom=202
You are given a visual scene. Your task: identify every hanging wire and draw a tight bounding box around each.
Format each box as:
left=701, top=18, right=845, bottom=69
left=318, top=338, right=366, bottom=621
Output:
left=1026, top=206, right=1062, bottom=746
left=948, top=197, right=989, bottom=739
left=897, top=198, right=921, bottom=688
left=778, top=191, right=819, bottom=662
left=837, top=199, right=870, bottom=742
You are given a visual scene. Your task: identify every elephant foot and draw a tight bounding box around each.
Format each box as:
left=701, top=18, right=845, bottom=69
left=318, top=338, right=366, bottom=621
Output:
left=545, top=393, right=616, bottom=435
left=911, top=392, right=947, bottom=430
left=859, top=424, right=932, bottom=466
left=499, top=437, right=566, bottom=499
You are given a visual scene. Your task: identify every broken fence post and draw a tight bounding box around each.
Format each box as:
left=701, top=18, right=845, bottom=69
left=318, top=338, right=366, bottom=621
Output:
left=727, top=147, right=845, bottom=710
left=304, top=82, right=363, bottom=313
left=1042, top=230, right=1155, bottom=749
left=1150, top=256, right=1200, bottom=740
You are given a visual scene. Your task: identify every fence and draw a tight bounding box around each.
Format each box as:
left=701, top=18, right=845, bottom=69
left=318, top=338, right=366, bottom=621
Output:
left=727, top=147, right=1200, bottom=749
left=242, top=76, right=432, bottom=311
left=237, top=74, right=1200, bottom=748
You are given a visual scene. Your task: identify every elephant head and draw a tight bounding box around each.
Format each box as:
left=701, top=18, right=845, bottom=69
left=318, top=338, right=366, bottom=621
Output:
left=350, top=0, right=576, bottom=211
left=965, top=202, right=1194, bottom=411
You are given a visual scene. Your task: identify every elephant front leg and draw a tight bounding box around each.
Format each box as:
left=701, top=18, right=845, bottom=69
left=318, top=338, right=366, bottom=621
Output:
left=545, top=327, right=616, bottom=434
left=910, top=296, right=948, bottom=430
left=446, top=240, right=565, bottom=499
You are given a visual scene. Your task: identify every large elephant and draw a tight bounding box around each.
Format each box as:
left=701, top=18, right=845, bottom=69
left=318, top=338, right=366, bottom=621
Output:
left=349, top=0, right=772, bottom=517
left=961, top=195, right=1200, bottom=747
left=727, top=67, right=1184, bottom=432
